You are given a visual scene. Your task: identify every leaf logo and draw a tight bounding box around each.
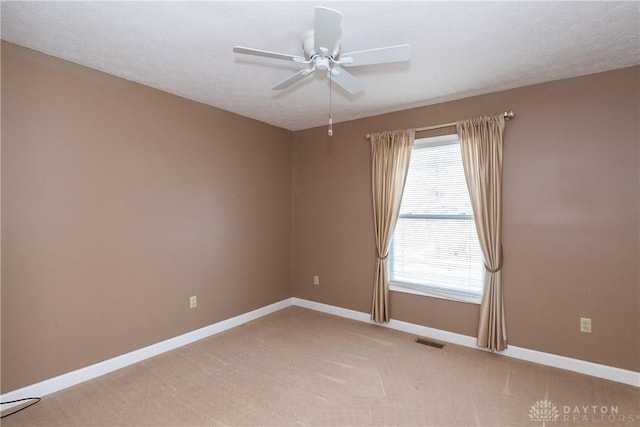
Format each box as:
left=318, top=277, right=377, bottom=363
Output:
left=529, top=399, right=559, bottom=426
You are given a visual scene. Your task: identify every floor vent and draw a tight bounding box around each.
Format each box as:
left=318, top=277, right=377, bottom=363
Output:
left=415, top=338, right=445, bottom=349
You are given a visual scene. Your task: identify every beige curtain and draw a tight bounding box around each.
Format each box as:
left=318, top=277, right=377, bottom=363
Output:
left=369, top=129, right=415, bottom=323
left=456, top=114, right=507, bottom=351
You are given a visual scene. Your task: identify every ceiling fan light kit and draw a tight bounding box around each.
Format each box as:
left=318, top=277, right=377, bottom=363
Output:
left=233, top=6, right=411, bottom=136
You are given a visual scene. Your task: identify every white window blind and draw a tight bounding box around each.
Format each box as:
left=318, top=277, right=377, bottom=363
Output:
left=389, top=134, right=484, bottom=303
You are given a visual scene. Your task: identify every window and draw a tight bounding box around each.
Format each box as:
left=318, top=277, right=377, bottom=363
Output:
left=389, top=134, right=484, bottom=304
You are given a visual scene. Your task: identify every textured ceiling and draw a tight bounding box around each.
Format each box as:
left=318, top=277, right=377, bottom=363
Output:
left=2, top=1, right=639, bottom=131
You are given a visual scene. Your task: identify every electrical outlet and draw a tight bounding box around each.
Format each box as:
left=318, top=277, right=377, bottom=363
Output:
left=313, top=275, right=319, bottom=285
left=580, top=317, right=591, bottom=333
left=190, top=295, right=197, bottom=309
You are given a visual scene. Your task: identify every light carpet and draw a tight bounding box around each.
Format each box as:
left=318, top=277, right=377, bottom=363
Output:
left=2, top=306, right=639, bottom=426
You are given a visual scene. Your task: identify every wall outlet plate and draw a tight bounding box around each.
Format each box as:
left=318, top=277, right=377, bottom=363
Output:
left=190, top=296, right=197, bottom=309
left=580, top=317, right=591, bottom=333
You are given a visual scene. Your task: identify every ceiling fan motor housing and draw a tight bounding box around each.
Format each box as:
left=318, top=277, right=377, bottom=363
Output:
left=303, top=31, right=338, bottom=71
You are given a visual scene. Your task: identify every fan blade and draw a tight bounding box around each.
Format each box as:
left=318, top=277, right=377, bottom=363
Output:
left=314, top=7, right=342, bottom=55
left=341, top=44, right=411, bottom=67
left=273, top=68, right=315, bottom=90
left=331, top=68, right=364, bottom=94
left=233, top=46, right=305, bottom=62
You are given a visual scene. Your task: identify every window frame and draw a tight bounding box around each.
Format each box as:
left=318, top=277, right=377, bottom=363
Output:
left=388, top=134, right=484, bottom=305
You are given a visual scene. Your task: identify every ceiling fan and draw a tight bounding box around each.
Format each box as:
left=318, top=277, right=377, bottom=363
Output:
left=233, top=6, right=410, bottom=94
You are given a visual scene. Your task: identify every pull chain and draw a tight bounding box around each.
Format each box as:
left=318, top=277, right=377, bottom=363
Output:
left=328, top=69, right=333, bottom=136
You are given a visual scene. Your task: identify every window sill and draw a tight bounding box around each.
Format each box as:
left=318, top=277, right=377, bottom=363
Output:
left=389, top=282, right=482, bottom=305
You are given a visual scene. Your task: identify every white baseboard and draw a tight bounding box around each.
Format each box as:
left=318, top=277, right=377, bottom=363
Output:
left=2, top=296, right=637, bottom=409
left=0, top=298, right=294, bottom=409
left=292, top=297, right=640, bottom=388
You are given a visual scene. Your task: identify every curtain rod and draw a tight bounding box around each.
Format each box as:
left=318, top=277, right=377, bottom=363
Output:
left=365, top=110, right=515, bottom=140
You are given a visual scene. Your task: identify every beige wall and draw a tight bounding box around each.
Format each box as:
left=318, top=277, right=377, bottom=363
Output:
left=1, top=42, right=293, bottom=392
left=292, top=66, right=640, bottom=372
left=2, top=39, right=638, bottom=394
